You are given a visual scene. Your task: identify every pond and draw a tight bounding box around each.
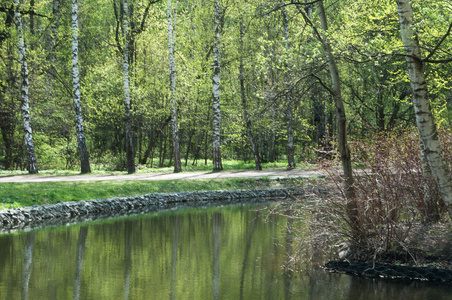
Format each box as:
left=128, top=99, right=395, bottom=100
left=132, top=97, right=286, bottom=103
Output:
left=0, top=203, right=451, bottom=299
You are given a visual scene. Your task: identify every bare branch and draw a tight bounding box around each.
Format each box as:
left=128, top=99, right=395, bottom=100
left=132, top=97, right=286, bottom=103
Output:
left=422, top=57, right=452, bottom=63
left=424, top=21, right=452, bottom=61
left=311, top=73, right=335, bottom=96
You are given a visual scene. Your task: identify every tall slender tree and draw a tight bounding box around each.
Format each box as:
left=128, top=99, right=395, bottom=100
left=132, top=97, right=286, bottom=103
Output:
left=14, top=0, right=38, bottom=174
left=316, top=1, right=354, bottom=199
left=71, top=0, right=91, bottom=173
left=281, top=2, right=295, bottom=169
left=212, top=0, right=222, bottom=171
left=123, top=0, right=135, bottom=173
left=167, top=0, right=182, bottom=173
left=239, top=4, right=261, bottom=170
left=302, top=0, right=359, bottom=238
left=396, top=0, right=452, bottom=218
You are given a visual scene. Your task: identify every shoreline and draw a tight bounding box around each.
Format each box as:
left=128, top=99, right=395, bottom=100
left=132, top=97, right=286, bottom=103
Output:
left=0, top=187, right=304, bottom=233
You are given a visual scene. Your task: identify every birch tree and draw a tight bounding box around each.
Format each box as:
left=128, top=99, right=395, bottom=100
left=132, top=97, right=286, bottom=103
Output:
left=212, top=0, right=222, bottom=171
left=14, top=0, right=38, bottom=174
left=396, top=0, right=452, bottom=218
left=123, top=0, right=135, bottom=173
left=167, top=0, right=182, bottom=173
left=71, top=0, right=91, bottom=173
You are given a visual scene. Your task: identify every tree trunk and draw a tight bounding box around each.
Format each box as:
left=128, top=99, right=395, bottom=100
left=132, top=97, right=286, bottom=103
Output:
left=313, top=85, right=326, bottom=147
left=212, top=0, right=222, bottom=171
left=282, top=2, right=295, bottom=169
left=14, top=0, right=38, bottom=174
left=420, top=139, right=440, bottom=222
left=317, top=1, right=354, bottom=197
left=167, top=0, right=182, bottom=173
left=71, top=0, right=91, bottom=173
left=239, top=13, right=261, bottom=170
left=396, top=0, right=452, bottom=218
left=317, top=1, right=358, bottom=235
left=140, top=115, right=171, bottom=165
left=122, top=0, right=135, bottom=174
left=0, top=81, right=16, bottom=170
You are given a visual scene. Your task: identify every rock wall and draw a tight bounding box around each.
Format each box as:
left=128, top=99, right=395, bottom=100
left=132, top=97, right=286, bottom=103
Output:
left=0, top=188, right=304, bottom=232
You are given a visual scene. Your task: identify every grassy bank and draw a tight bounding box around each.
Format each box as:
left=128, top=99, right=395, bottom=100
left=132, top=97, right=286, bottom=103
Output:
left=0, top=177, right=306, bottom=210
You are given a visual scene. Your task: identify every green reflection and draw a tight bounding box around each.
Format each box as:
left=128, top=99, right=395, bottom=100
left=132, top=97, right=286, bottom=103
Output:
left=0, top=204, right=451, bottom=300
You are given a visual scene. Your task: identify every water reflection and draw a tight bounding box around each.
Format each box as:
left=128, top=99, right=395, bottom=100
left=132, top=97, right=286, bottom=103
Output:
left=212, top=212, right=221, bottom=300
left=73, top=227, right=88, bottom=300
left=124, top=221, right=132, bottom=300
left=0, top=203, right=451, bottom=299
left=170, top=216, right=179, bottom=300
left=22, top=232, right=35, bottom=300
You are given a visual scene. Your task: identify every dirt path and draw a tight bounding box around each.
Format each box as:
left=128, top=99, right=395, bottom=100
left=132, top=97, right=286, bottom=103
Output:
left=0, top=168, right=324, bottom=183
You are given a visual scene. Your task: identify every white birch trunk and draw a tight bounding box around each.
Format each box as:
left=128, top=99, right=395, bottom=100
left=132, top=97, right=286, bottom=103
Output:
left=396, top=0, right=452, bottom=217
left=281, top=2, right=295, bottom=169
left=212, top=0, right=222, bottom=171
left=14, top=0, right=38, bottom=174
left=123, top=0, right=135, bottom=173
left=72, top=0, right=91, bottom=173
left=419, top=139, right=440, bottom=222
left=167, top=0, right=182, bottom=173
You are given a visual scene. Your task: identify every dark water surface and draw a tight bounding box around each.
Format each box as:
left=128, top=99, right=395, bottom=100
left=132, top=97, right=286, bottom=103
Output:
left=0, top=203, right=451, bottom=299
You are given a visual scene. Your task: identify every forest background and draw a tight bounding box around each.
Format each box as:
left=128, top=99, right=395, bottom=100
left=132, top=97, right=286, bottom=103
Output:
left=1, top=0, right=451, bottom=175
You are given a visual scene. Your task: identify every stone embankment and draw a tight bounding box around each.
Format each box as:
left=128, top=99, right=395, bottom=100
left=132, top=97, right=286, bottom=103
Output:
left=0, top=188, right=304, bottom=232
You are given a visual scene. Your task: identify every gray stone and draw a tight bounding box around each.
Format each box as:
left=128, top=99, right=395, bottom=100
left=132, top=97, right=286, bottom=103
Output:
left=0, top=188, right=304, bottom=233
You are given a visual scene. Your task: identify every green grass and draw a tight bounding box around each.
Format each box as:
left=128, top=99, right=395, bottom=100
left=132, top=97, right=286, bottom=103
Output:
left=129, top=159, right=312, bottom=173
left=0, top=177, right=307, bottom=210
left=0, top=159, right=314, bottom=177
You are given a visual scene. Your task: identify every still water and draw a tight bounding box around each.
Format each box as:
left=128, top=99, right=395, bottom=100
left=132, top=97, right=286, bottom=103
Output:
left=0, top=203, right=451, bottom=299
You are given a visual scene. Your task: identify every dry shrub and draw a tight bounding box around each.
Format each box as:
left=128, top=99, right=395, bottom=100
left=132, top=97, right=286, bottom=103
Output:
left=267, top=129, right=452, bottom=269
left=314, top=129, right=452, bottom=261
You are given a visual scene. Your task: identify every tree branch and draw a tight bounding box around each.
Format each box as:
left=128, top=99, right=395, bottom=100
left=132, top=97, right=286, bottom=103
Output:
left=311, top=73, right=335, bottom=96
left=133, top=0, right=162, bottom=35
left=112, top=0, right=123, bottom=53
left=289, top=0, right=321, bottom=5
left=0, top=4, right=51, bottom=19
left=424, top=21, right=452, bottom=61
left=294, top=4, right=325, bottom=47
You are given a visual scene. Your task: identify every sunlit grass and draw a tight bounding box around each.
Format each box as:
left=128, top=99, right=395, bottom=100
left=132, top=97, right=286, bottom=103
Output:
left=0, top=177, right=307, bottom=210
left=0, top=159, right=314, bottom=176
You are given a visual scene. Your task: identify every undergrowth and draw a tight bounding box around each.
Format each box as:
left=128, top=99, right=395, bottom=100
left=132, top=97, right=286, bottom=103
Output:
left=271, top=129, right=452, bottom=270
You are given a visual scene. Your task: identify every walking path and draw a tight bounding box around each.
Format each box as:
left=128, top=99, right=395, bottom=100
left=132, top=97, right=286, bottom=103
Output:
left=0, top=168, right=324, bottom=183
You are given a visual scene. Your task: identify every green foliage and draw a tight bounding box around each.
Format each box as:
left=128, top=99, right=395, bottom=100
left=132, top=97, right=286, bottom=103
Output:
left=1, top=0, right=452, bottom=172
